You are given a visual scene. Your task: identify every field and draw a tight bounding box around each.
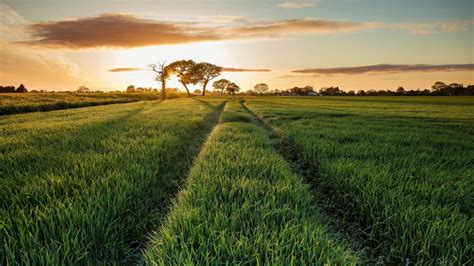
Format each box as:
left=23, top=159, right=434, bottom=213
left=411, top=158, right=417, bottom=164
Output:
left=1, top=95, right=472, bottom=264
left=0, top=93, right=161, bottom=115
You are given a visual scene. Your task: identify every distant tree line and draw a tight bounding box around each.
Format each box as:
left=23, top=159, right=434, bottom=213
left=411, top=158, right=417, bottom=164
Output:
left=244, top=81, right=474, bottom=96
left=3, top=81, right=472, bottom=97
left=0, top=84, right=27, bottom=93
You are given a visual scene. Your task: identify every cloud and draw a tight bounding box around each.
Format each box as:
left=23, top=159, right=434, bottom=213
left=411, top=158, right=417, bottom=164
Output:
left=391, top=19, right=474, bottom=35
left=292, top=64, right=474, bottom=75
left=223, top=67, right=271, bottom=72
left=228, top=19, right=382, bottom=38
left=16, top=12, right=473, bottom=49
left=108, top=67, right=143, bottom=72
left=196, top=15, right=247, bottom=24
left=277, top=1, right=315, bottom=9
left=19, top=13, right=220, bottom=48
left=18, top=14, right=382, bottom=49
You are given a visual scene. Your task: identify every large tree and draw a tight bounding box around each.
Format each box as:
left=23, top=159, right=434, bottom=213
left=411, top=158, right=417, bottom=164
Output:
left=213, top=79, right=231, bottom=95
left=226, top=82, right=240, bottom=95
left=253, top=83, right=269, bottom=94
left=16, top=84, right=28, bottom=93
left=150, top=62, right=171, bottom=100
left=168, top=60, right=196, bottom=97
left=193, top=62, right=222, bottom=96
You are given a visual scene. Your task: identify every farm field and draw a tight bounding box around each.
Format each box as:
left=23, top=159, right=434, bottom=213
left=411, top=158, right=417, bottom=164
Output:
left=1, top=98, right=225, bottom=264
left=1, top=96, right=473, bottom=264
left=0, top=93, right=161, bottom=115
left=143, top=100, right=360, bottom=264
left=245, top=96, right=474, bottom=264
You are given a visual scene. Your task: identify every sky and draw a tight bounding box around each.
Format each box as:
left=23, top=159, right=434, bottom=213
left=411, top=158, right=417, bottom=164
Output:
left=0, top=0, right=473, bottom=92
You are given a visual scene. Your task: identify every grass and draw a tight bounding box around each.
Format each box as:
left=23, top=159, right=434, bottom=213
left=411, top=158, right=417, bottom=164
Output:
left=1, top=98, right=225, bottom=264
left=2, top=95, right=471, bottom=264
left=245, top=96, right=474, bottom=264
left=143, top=100, right=360, bottom=264
left=0, top=92, right=161, bottom=115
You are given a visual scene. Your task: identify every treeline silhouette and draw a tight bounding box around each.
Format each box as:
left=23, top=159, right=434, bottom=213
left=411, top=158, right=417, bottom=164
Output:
left=246, top=81, right=474, bottom=96
left=0, top=84, right=27, bottom=93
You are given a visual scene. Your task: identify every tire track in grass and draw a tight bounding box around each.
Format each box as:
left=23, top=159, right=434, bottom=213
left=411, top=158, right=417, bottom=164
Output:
left=142, top=99, right=361, bottom=264
left=242, top=98, right=473, bottom=264
left=1, top=98, right=227, bottom=264
left=241, top=100, right=373, bottom=262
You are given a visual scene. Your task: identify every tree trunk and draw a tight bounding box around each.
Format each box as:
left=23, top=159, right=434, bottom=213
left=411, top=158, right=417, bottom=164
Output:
left=161, top=79, right=166, bottom=100
left=220, top=88, right=224, bottom=95
left=182, top=83, right=191, bottom=97
left=202, top=80, right=209, bottom=96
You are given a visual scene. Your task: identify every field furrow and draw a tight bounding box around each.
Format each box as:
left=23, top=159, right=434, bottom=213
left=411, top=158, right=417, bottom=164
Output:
left=244, top=96, right=474, bottom=264
left=143, top=100, right=361, bottom=264
left=1, top=98, right=226, bottom=264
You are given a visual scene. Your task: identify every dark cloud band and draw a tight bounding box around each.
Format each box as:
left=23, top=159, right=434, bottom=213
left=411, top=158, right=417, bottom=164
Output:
left=292, top=64, right=474, bottom=75
left=108, top=67, right=142, bottom=72
left=223, top=67, right=271, bottom=72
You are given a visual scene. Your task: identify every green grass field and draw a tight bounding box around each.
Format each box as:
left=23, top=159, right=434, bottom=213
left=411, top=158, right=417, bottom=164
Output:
left=1, top=95, right=472, bottom=264
left=1, top=98, right=225, bottom=264
left=245, top=96, right=474, bottom=264
left=0, top=93, right=160, bottom=115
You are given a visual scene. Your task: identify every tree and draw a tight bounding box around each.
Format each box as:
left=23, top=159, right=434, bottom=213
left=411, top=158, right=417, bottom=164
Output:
left=16, top=84, right=27, bottom=93
left=253, top=83, right=269, bottom=94
left=0, top=86, right=16, bottom=93
left=126, top=85, right=135, bottom=93
left=77, top=85, right=90, bottom=93
left=226, top=82, right=240, bottom=95
left=193, top=89, right=202, bottom=95
left=193, top=62, right=222, bottom=96
left=213, top=79, right=231, bottom=95
left=431, top=81, right=447, bottom=92
left=150, top=62, right=171, bottom=100
left=168, top=60, right=196, bottom=97
left=396, top=86, right=405, bottom=94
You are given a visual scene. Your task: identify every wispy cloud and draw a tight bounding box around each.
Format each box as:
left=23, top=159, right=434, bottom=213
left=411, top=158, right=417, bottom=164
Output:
left=223, top=67, right=271, bottom=72
left=391, top=19, right=474, bottom=35
left=108, top=67, right=143, bottom=72
left=196, top=15, right=247, bottom=24
left=277, top=1, right=315, bottom=9
left=17, top=14, right=381, bottom=48
left=16, top=13, right=474, bottom=49
left=292, top=64, right=474, bottom=75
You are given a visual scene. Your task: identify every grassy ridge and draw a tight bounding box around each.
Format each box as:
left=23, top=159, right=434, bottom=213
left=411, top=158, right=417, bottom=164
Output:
left=1, top=98, right=225, bottom=264
left=0, top=93, right=161, bottom=115
left=245, top=96, right=474, bottom=264
left=143, top=100, right=360, bottom=264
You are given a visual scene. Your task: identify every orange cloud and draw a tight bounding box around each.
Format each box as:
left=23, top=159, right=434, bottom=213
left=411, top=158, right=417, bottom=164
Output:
left=108, top=67, right=143, bottom=72
left=17, top=13, right=473, bottom=49
left=18, top=14, right=382, bottom=49
left=223, top=67, right=271, bottom=72
left=292, top=64, right=474, bottom=75
left=19, top=13, right=220, bottom=48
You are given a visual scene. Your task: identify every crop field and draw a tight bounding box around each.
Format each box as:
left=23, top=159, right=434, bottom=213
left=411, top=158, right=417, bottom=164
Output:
left=1, top=98, right=225, bottom=264
left=1, top=96, right=473, bottom=264
left=245, top=96, right=474, bottom=264
left=0, top=93, right=160, bottom=115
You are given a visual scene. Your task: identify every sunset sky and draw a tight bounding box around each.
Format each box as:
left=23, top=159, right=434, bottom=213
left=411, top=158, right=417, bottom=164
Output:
left=1, top=0, right=473, bottom=92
